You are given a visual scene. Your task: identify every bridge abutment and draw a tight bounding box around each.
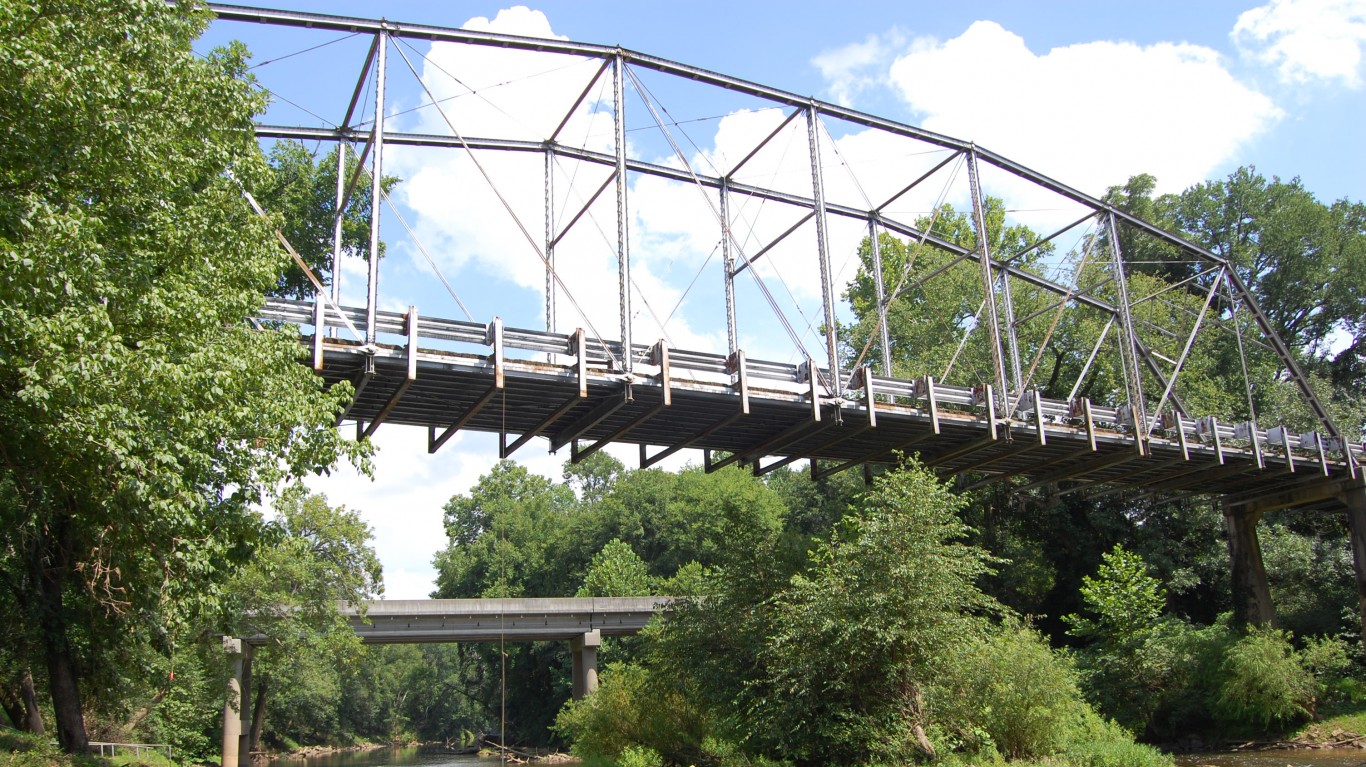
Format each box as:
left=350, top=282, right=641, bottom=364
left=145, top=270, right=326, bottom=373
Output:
left=1222, top=501, right=1274, bottom=628
left=570, top=630, right=601, bottom=700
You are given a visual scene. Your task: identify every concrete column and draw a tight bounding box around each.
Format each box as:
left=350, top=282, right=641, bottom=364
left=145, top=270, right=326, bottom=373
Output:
left=1223, top=501, right=1274, bottom=628
left=1342, top=484, right=1366, bottom=650
left=238, top=644, right=253, bottom=767
left=222, top=637, right=243, bottom=767
left=570, top=630, right=601, bottom=700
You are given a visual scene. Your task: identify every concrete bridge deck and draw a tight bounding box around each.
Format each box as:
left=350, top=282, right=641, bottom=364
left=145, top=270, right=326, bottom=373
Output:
left=332, top=597, right=667, bottom=644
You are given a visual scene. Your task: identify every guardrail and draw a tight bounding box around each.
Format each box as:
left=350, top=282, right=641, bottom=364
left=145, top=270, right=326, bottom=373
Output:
left=88, top=742, right=174, bottom=759
left=258, top=297, right=1364, bottom=477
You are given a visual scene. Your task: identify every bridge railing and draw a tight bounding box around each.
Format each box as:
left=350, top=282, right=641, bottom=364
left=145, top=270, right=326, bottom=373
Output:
left=260, top=297, right=1365, bottom=475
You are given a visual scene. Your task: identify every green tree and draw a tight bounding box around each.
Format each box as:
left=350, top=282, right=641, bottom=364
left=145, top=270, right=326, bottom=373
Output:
left=753, top=459, right=1002, bottom=764
left=257, top=141, right=397, bottom=299
left=225, top=487, right=383, bottom=752
left=0, top=0, right=364, bottom=750
left=576, top=540, right=654, bottom=598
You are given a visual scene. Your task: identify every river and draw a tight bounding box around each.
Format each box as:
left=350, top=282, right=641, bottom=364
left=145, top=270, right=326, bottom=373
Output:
left=272, top=746, right=504, bottom=767
left=1176, top=748, right=1366, bottom=767
left=278, top=744, right=1366, bottom=767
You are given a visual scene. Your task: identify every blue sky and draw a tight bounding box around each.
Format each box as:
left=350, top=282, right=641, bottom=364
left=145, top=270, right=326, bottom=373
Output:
left=204, top=0, right=1366, bottom=599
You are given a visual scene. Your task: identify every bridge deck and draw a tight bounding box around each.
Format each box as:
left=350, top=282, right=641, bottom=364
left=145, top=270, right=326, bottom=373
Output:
left=264, top=299, right=1361, bottom=510
left=332, top=597, right=666, bottom=644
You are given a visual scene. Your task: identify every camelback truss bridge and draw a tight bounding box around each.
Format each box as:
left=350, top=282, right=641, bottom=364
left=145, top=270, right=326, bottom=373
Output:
left=214, top=4, right=1361, bottom=515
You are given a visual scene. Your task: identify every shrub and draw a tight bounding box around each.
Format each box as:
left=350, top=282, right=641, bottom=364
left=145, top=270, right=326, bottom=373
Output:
left=1210, top=626, right=1315, bottom=729
left=932, top=622, right=1088, bottom=759
left=1062, top=709, right=1174, bottom=767
left=616, top=745, right=663, bottom=767
left=554, top=662, right=708, bottom=765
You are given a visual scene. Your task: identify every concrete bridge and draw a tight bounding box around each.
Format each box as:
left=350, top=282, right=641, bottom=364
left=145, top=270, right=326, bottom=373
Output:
left=221, top=597, right=670, bottom=767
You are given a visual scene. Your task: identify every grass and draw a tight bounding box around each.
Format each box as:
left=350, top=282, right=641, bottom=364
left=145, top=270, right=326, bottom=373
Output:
left=1285, top=701, right=1366, bottom=745
left=1, top=732, right=182, bottom=767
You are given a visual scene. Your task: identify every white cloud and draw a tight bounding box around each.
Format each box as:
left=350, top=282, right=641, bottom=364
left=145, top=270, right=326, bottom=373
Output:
left=813, top=29, right=907, bottom=106
left=1234, top=0, right=1366, bottom=87
left=879, top=21, right=1282, bottom=197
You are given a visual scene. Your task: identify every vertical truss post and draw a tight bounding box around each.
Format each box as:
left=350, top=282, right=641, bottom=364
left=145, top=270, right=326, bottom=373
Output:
left=1106, top=212, right=1148, bottom=452
left=999, top=250, right=1024, bottom=406
left=805, top=104, right=840, bottom=399
left=364, top=31, right=388, bottom=346
left=868, top=216, right=892, bottom=377
left=966, top=149, right=1009, bottom=414
left=328, top=137, right=347, bottom=338
left=544, top=145, right=556, bottom=336
left=721, top=180, right=738, bottom=357
left=613, top=52, right=633, bottom=373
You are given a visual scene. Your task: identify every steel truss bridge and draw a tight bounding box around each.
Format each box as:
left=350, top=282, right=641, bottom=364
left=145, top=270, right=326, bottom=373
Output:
left=219, top=4, right=1363, bottom=512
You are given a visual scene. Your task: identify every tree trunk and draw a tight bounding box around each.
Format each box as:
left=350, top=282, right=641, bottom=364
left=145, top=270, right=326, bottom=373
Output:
left=249, top=674, right=268, bottom=755
left=37, top=517, right=88, bottom=752
left=1, top=684, right=23, bottom=729
left=123, top=687, right=168, bottom=733
left=21, top=667, right=44, bottom=735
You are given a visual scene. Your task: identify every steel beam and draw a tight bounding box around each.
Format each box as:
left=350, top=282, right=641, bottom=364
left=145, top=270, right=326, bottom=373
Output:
left=613, top=54, right=633, bottom=373
left=364, top=34, right=386, bottom=345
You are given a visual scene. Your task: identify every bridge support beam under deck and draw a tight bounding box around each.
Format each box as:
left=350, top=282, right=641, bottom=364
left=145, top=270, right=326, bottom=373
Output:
left=570, top=630, right=601, bottom=700
left=1222, top=502, right=1274, bottom=629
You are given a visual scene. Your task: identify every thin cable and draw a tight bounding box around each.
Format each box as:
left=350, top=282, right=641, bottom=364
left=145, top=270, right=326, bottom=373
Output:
left=390, top=40, right=623, bottom=368
left=1009, top=218, right=1101, bottom=412
left=231, top=172, right=366, bottom=343
left=248, top=33, right=360, bottom=70
left=377, top=186, right=475, bottom=321
left=841, top=156, right=964, bottom=384
left=943, top=300, right=987, bottom=381
left=1225, top=277, right=1260, bottom=423
left=623, top=66, right=826, bottom=381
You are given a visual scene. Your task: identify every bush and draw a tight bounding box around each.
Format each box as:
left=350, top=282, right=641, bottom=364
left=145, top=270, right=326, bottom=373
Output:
left=932, top=622, right=1088, bottom=759
left=553, top=662, right=708, bottom=765
left=616, top=745, right=663, bottom=767
left=1062, top=709, right=1174, bottom=767
left=1210, top=626, right=1315, bottom=729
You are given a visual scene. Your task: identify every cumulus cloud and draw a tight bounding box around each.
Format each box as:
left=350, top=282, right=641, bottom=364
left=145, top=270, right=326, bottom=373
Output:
left=883, top=21, right=1282, bottom=198
left=813, top=29, right=907, bottom=106
left=1234, top=0, right=1366, bottom=87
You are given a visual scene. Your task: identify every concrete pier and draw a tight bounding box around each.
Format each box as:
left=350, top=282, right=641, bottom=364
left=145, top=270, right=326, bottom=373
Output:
left=221, top=637, right=242, bottom=767
left=570, top=630, right=601, bottom=700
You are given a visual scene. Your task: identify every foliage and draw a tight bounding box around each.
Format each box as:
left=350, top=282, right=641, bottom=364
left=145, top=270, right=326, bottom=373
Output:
left=1067, top=546, right=1167, bottom=645
left=1059, top=711, right=1174, bottom=767
left=553, top=663, right=709, bottom=766
left=931, top=622, right=1088, bottom=760
left=576, top=540, right=655, bottom=598
left=0, top=0, right=367, bottom=750
left=255, top=141, right=396, bottom=298
left=750, top=460, right=1001, bottom=764
left=1210, top=627, right=1315, bottom=730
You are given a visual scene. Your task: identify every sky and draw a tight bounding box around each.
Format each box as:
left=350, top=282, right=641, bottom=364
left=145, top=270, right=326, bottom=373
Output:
left=201, top=0, right=1366, bottom=600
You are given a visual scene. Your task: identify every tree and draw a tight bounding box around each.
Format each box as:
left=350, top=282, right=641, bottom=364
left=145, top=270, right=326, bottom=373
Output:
left=753, top=459, right=1002, bottom=764
left=224, top=487, right=383, bottom=752
left=256, top=141, right=397, bottom=299
left=0, top=0, right=364, bottom=751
